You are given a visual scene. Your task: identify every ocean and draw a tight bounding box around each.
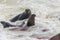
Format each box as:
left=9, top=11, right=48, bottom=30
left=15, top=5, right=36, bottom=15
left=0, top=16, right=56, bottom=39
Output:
left=0, top=0, right=60, bottom=40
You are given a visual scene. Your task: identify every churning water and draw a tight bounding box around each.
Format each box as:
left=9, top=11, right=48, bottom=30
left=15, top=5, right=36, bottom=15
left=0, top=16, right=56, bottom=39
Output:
left=0, top=0, right=60, bottom=40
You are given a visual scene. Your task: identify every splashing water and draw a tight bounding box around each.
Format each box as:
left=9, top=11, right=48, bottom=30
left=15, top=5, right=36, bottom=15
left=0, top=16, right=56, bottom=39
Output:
left=0, top=0, right=60, bottom=40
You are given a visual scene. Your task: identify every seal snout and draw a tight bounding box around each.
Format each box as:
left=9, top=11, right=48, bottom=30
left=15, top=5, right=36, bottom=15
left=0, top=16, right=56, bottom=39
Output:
left=0, top=21, right=5, bottom=24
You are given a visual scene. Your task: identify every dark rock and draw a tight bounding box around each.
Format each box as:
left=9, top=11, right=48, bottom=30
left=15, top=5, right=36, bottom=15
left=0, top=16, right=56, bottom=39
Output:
left=50, top=33, right=60, bottom=40
left=42, top=29, right=49, bottom=32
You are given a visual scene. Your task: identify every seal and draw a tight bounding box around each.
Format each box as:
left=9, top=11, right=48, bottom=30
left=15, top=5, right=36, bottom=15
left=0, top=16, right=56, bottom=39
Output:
left=0, top=21, right=25, bottom=28
left=17, top=14, right=36, bottom=31
left=8, top=14, right=36, bottom=31
left=10, top=9, right=31, bottom=22
left=27, top=14, right=36, bottom=26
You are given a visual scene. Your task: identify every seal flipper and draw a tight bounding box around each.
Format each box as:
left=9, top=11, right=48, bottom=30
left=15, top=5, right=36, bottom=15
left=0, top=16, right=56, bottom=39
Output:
left=0, top=21, right=14, bottom=28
